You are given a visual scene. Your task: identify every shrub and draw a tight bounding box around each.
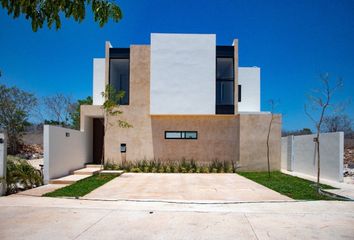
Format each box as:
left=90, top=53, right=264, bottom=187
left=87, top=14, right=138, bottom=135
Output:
left=130, top=167, right=142, bottom=173
left=201, top=166, right=209, bottom=173
left=172, top=165, right=179, bottom=173
left=5, top=156, right=43, bottom=194
left=103, top=159, right=236, bottom=174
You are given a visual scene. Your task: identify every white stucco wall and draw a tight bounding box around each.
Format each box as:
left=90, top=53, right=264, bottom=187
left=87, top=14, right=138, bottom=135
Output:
left=238, top=67, right=260, bottom=112
left=93, top=58, right=105, bottom=105
left=281, top=132, right=344, bottom=182
left=150, top=33, right=216, bottom=114
left=0, top=133, right=6, bottom=179
left=43, top=125, right=92, bottom=183
left=0, top=132, right=7, bottom=195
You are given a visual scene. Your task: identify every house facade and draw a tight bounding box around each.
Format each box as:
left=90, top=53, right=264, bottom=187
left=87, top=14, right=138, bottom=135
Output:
left=81, top=33, right=281, bottom=171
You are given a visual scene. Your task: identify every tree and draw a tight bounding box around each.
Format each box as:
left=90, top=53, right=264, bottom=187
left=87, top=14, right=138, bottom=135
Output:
left=43, top=93, right=74, bottom=127
left=70, top=96, right=93, bottom=130
left=282, top=128, right=313, bottom=137
left=101, top=85, right=132, bottom=167
left=266, top=100, right=278, bottom=178
left=322, top=114, right=353, bottom=135
left=1, top=0, right=123, bottom=32
left=0, top=84, right=37, bottom=154
left=304, top=74, right=343, bottom=192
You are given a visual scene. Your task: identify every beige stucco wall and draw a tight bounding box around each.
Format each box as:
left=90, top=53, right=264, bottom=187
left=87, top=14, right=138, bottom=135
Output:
left=151, top=115, right=238, bottom=163
left=80, top=45, right=282, bottom=171
left=238, top=114, right=282, bottom=171
left=104, top=45, right=154, bottom=162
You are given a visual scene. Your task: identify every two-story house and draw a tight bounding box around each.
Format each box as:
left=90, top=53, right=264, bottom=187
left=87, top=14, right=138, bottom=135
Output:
left=80, top=33, right=281, bottom=171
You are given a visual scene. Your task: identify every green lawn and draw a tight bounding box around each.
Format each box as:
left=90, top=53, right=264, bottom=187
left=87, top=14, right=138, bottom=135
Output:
left=238, top=171, right=337, bottom=200
left=43, top=174, right=119, bottom=197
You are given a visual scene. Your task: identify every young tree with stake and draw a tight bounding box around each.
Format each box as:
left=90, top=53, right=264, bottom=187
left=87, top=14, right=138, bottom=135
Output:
left=304, top=74, right=343, bottom=192
left=100, top=85, right=132, bottom=168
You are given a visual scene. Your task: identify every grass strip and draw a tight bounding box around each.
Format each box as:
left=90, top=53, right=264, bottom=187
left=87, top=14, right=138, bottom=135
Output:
left=238, top=171, right=337, bottom=200
left=43, top=174, right=119, bottom=197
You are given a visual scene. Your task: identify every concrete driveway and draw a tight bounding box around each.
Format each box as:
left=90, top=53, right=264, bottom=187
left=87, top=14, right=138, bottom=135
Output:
left=0, top=196, right=353, bottom=240
left=84, top=173, right=291, bottom=202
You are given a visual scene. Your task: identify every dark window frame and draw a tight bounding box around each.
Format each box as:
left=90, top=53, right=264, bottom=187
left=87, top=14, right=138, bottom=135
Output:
left=109, top=48, right=130, bottom=105
left=164, top=131, right=198, bottom=140
left=238, top=84, right=241, bottom=102
left=216, top=46, right=235, bottom=114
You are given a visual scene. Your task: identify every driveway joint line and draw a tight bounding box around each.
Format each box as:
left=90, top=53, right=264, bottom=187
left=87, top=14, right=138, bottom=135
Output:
left=244, top=213, right=259, bottom=240
left=72, top=209, right=113, bottom=240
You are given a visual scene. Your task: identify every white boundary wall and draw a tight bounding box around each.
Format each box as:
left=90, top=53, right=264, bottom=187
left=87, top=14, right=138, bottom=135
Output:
left=44, top=125, right=92, bottom=183
left=281, top=132, right=344, bottom=182
left=0, top=132, right=7, bottom=195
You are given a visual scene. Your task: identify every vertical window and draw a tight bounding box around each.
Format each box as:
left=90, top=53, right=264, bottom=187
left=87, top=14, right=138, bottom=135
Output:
left=216, top=58, right=234, bottom=79
left=216, top=58, right=234, bottom=106
left=238, top=85, right=241, bottom=102
left=109, top=59, right=129, bottom=105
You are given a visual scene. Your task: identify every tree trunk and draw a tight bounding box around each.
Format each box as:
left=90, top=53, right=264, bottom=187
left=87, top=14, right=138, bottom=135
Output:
left=266, top=114, right=273, bottom=178
left=316, top=129, right=321, bottom=192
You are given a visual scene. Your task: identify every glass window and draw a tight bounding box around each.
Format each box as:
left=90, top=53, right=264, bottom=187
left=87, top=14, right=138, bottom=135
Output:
left=216, top=81, right=234, bottom=105
left=165, top=131, right=197, bottom=140
left=216, top=58, right=234, bottom=80
left=165, top=132, right=181, bottom=139
left=110, top=59, right=129, bottom=105
left=238, top=85, right=242, bottom=102
left=185, top=132, right=197, bottom=139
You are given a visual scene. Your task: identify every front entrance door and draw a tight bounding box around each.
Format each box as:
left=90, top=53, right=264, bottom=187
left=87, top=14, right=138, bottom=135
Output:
left=93, top=118, right=104, bottom=164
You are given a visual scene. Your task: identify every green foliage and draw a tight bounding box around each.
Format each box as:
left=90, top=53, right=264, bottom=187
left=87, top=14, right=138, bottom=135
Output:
left=44, top=173, right=118, bottom=197
left=101, top=84, right=132, bottom=129
left=70, top=96, right=92, bottom=130
left=282, top=128, right=313, bottom=137
left=0, top=84, right=37, bottom=154
left=104, top=159, right=237, bottom=174
left=1, top=0, right=123, bottom=32
left=5, top=156, right=43, bottom=194
left=238, top=171, right=336, bottom=200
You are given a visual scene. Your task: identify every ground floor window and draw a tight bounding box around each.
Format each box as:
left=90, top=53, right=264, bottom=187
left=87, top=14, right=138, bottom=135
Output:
left=165, top=131, right=198, bottom=140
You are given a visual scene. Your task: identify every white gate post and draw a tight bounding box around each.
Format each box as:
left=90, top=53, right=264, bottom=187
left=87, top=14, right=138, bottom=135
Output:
left=287, top=135, right=294, bottom=171
left=0, top=132, right=7, bottom=195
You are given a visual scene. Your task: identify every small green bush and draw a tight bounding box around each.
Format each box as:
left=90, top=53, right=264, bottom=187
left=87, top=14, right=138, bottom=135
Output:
left=102, top=159, right=236, bottom=174
left=201, top=166, right=209, bottom=173
left=5, top=156, right=43, bottom=194
left=130, top=167, right=142, bottom=173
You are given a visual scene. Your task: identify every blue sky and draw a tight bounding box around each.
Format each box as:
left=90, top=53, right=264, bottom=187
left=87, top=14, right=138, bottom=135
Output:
left=0, top=0, right=353, bottom=130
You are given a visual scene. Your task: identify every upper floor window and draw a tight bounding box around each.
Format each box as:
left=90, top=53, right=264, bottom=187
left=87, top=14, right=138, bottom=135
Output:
left=217, top=58, right=234, bottom=80
left=216, top=57, right=234, bottom=106
left=109, top=58, right=129, bottom=105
